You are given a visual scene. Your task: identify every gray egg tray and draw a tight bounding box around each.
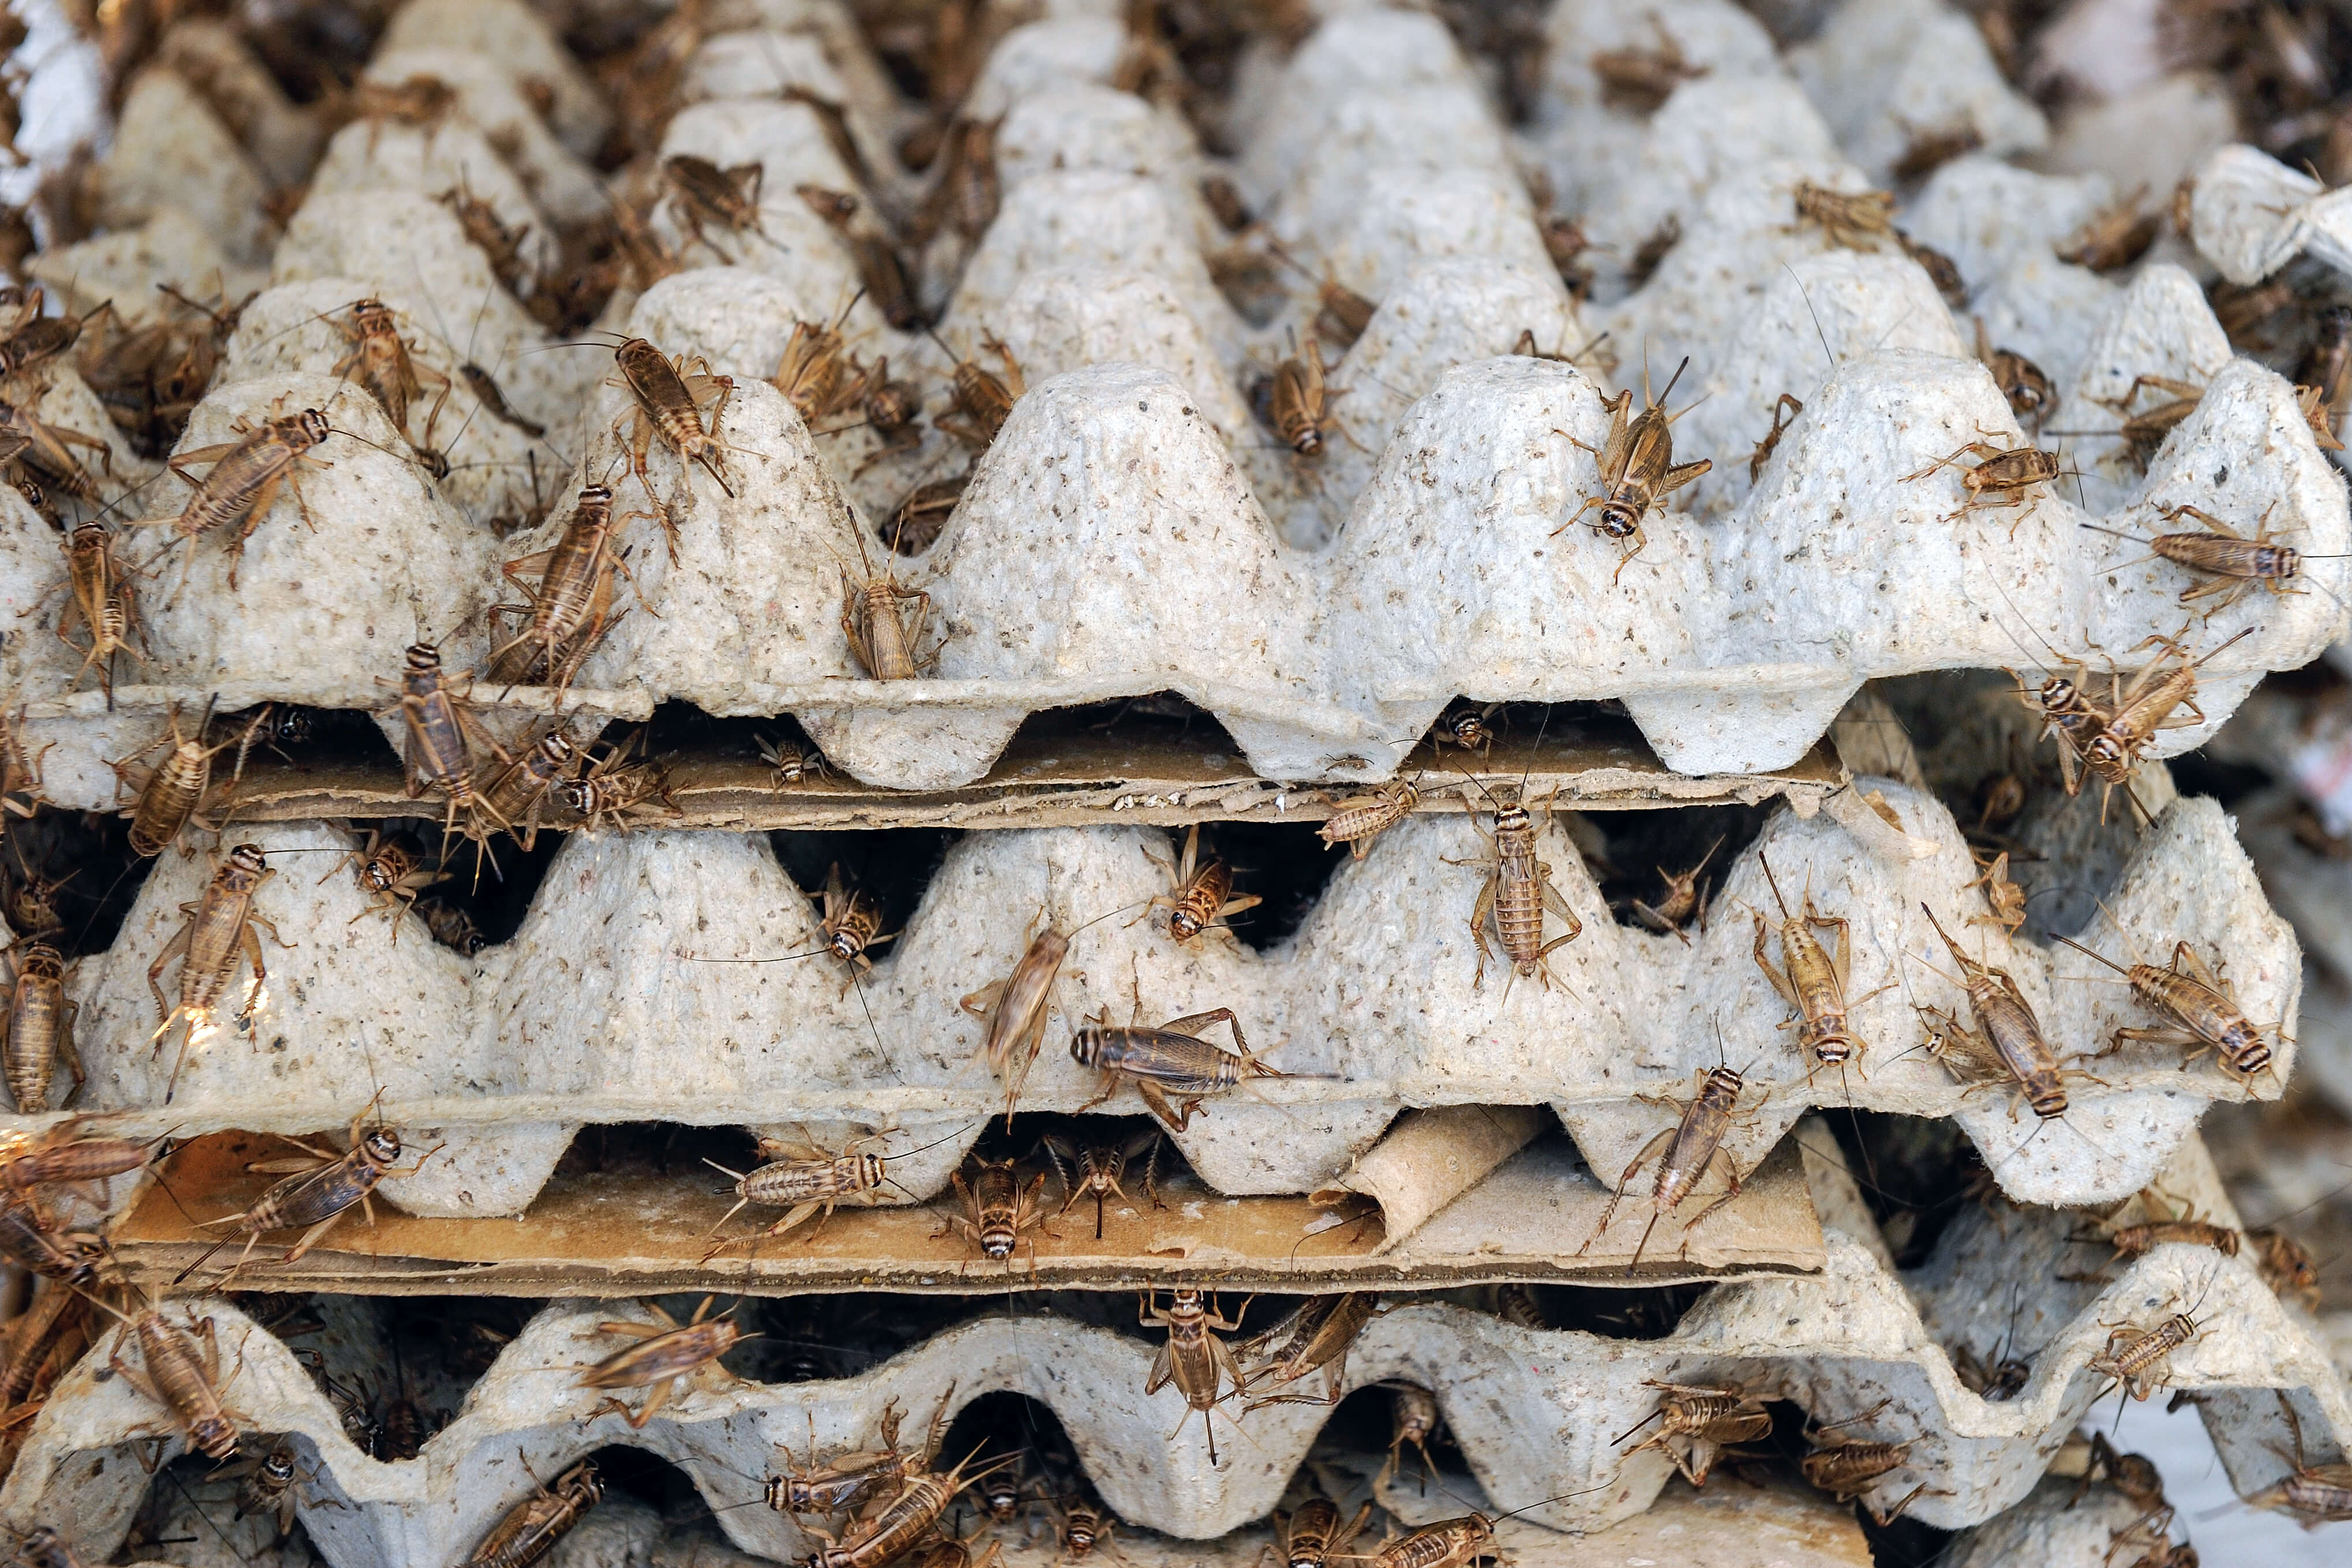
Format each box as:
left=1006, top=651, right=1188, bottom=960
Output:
left=0, top=777, right=2297, bottom=1215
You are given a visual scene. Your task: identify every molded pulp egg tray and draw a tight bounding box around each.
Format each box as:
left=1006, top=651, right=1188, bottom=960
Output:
left=18, top=783, right=2307, bottom=1214
left=5, top=3, right=2350, bottom=798
left=5, top=1138, right=2348, bottom=1554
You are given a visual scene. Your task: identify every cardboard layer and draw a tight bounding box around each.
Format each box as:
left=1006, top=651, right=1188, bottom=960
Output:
left=106, top=1137, right=1825, bottom=1295
left=204, top=714, right=1842, bottom=830
left=656, top=1458, right=1874, bottom=1568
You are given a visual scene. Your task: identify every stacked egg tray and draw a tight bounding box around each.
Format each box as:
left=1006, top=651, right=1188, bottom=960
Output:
left=3, top=0, right=2351, bottom=1565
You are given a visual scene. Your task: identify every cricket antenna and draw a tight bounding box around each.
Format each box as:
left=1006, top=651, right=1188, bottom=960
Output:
left=1783, top=262, right=1838, bottom=372
left=2051, top=934, right=2131, bottom=977
left=1757, top=848, right=1791, bottom=921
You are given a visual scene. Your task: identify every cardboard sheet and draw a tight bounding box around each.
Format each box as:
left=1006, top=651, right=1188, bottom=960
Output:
left=107, top=1135, right=1825, bottom=1295
left=211, top=715, right=1842, bottom=831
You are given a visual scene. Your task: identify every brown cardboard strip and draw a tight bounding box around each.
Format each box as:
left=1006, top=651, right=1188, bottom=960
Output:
left=107, top=1135, right=1824, bottom=1296
left=1309, top=1105, right=1545, bottom=1253
left=211, top=714, right=1840, bottom=831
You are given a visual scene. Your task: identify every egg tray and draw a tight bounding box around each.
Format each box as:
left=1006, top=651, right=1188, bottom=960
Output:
left=3, top=1137, right=2345, bottom=1555
left=3, top=3, right=2346, bottom=800
left=0, top=774, right=2297, bottom=1216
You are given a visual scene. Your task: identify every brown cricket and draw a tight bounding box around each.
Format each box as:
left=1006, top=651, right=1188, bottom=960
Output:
left=1902, top=427, right=2064, bottom=530
left=703, top=1133, right=888, bottom=1250
left=932, top=333, right=1024, bottom=453
left=1139, top=823, right=1261, bottom=944
left=225, top=1436, right=309, bottom=1539
left=0, top=397, right=111, bottom=502
left=1, top=707, right=45, bottom=841
left=464, top=1459, right=602, bottom=1568
left=1801, top=1399, right=1928, bottom=1524
left=0, top=286, right=95, bottom=380
left=440, top=182, right=539, bottom=303
left=1268, top=335, right=1339, bottom=456
left=148, top=842, right=287, bottom=1101
left=2055, top=926, right=2273, bottom=1082
left=557, top=731, right=678, bottom=835
left=1752, top=851, right=1877, bottom=1083
left=0, top=1119, right=154, bottom=1199
left=0, top=1282, right=88, bottom=1410
left=1270, top=243, right=1377, bottom=350
left=962, top=920, right=1076, bottom=1123
left=768, top=1386, right=957, bottom=1519
left=1345, top=1514, right=1498, bottom=1568
left=2246, top=1394, right=2352, bottom=1526
left=799, top=1444, right=1012, bottom=1568
left=841, top=524, right=940, bottom=681
left=1974, top=317, right=2055, bottom=428
left=331, top=298, right=448, bottom=446
left=1316, top=775, right=1421, bottom=860
left=2250, top=1227, right=2321, bottom=1313
left=1552, top=357, right=1709, bottom=582
left=576, top=1295, right=745, bottom=1428
left=2081, top=503, right=2313, bottom=619
left=2059, top=186, right=2160, bottom=272
left=2069, top=626, right=2253, bottom=820
left=55, top=522, right=145, bottom=703
left=756, top=734, right=829, bottom=787
left=1380, top=1381, right=1442, bottom=1492
left=1630, top=833, right=1724, bottom=942
left=1237, top=1291, right=1379, bottom=1410
left=603, top=335, right=753, bottom=556
left=0, top=1194, right=106, bottom=1282
left=132, top=407, right=332, bottom=589
left=1449, top=775, right=1584, bottom=991
left=179, top=1103, right=440, bottom=1279
left=113, top=697, right=262, bottom=857
left=1793, top=181, right=1896, bottom=249
left=1041, top=1126, right=1162, bottom=1238
left=99, top=1297, right=241, bottom=1461
left=809, top=861, right=897, bottom=979
left=320, top=826, right=443, bottom=935
left=1615, top=1379, right=1774, bottom=1486
left=1592, top=16, right=1708, bottom=112
left=471, top=729, right=581, bottom=854
left=1962, top=850, right=2028, bottom=936
left=663, top=154, right=785, bottom=258
left=1140, top=1286, right=1248, bottom=1464
left=1579, top=1053, right=1757, bottom=1272
left=385, top=641, right=503, bottom=845
left=1917, top=904, right=2073, bottom=1120
left=1272, top=1498, right=1372, bottom=1568
left=460, top=363, right=544, bottom=438
left=770, top=311, right=857, bottom=431
left=485, top=483, right=632, bottom=690
left=1072, top=1001, right=1312, bottom=1133
left=2066, top=1188, right=2240, bottom=1279
left=418, top=898, right=486, bottom=955
left=2090, top=1297, right=2207, bottom=1403
left=884, top=469, right=968, bottom=555
left=934, top=1155, right=1054, bottom=1264
left=2, top=942, right=81, bottom=1112
left=1433, top=700, right=1502, bottom=758
left=2095, top=373, right=2205, bottom=470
